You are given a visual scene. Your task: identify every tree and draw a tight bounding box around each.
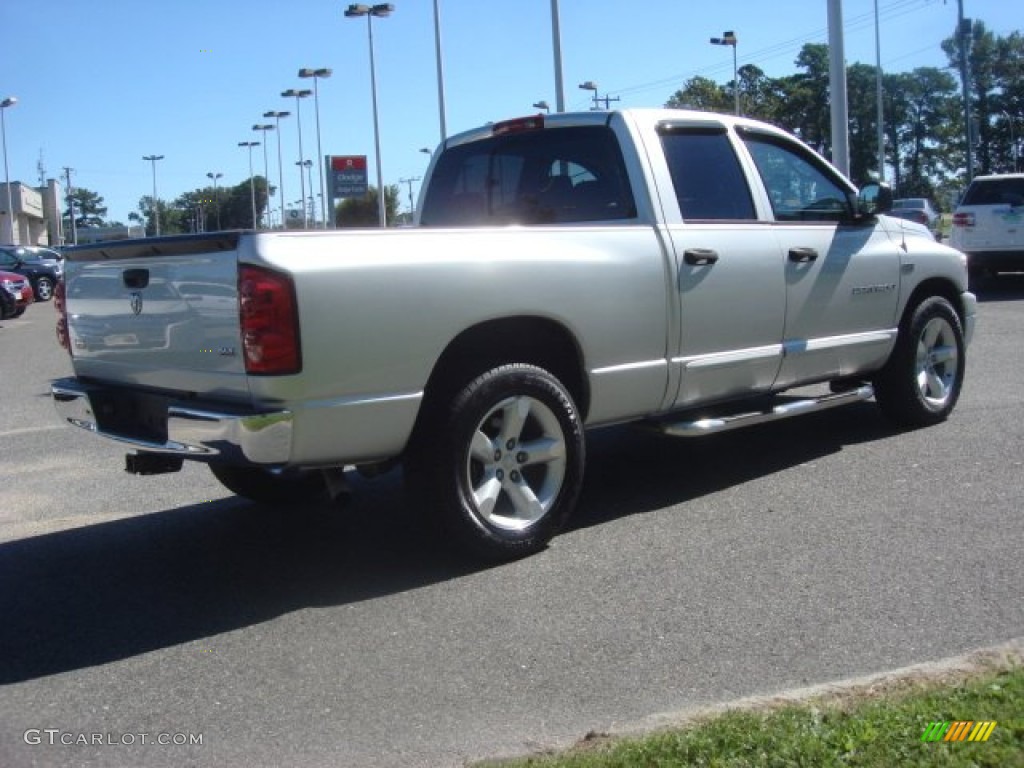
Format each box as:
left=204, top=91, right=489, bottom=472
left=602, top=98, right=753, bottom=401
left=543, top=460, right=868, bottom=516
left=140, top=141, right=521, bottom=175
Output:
left=334, top=185, right=400, bottom=228
left=64, top=187, right=109, bottom=229
left=167, top=178, right=269, bottom=232
left=129, top=196, right=188, bottom=235
left=666, top=76, right=731, bottom=113
left=942, top=21, right=1024, bottom=176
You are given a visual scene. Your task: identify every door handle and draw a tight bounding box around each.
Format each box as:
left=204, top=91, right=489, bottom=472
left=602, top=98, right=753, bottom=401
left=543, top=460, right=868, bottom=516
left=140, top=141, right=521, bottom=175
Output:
left=788, top=247, right=818, bottom=263
left=683, top=248, right=719, bottom=266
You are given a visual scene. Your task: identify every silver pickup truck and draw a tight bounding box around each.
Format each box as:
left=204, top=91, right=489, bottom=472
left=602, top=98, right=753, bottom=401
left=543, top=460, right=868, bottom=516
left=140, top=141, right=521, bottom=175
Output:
left=52, top=109, right=976, bottom=560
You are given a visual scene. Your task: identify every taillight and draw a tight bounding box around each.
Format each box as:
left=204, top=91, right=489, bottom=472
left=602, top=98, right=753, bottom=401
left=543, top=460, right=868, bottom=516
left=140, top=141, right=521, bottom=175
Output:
left=493, top=115, right=544, bottom=135
left=952, top=212, right=975, bottom=228
left=238, top=265, right=301, bottom=375
left=54, top=278, right=70, bottom=353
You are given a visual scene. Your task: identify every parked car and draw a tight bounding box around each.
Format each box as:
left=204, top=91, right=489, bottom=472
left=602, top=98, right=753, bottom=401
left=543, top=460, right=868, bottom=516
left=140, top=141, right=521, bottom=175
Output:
left=0, top=246, right=62, bottom=301
left=0, top=268, right=34, bottom=319
left=950, top=173, right=1024, bottom=279
left=891, top=197, right=941, bottom=237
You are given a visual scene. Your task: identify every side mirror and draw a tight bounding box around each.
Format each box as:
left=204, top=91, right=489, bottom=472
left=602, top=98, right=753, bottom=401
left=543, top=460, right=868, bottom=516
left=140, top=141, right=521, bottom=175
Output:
left=857, top=182, right=893, bottom=217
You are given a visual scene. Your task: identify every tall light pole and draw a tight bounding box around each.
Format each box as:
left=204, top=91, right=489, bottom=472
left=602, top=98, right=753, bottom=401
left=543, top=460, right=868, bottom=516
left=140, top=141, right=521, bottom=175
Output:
left=295, top=159, right=314, bottom=223
left=533, top=101, right=551, bottom=113
left=252, top=124, right=274, bottom=226
left=432, top=0, right=447, bottom=140
left=206, top=172, right=223, bottom=230
left=263, top=110, right=290, bottom=228
left=827, top=1, right=850, bottom=176
left=142, top=154, right=164, bottom=236
left=1, top=97, right=17, bottom=244
left=957, top=0, right=974, bottom=183
left=550, top=0, right=566, bottom=112
left=874, top=0, right=885, bottom=182
left=282, top=88, right=312, bottom=228
left=299, top=68, right=332, bottom=228
left=239, top=142, right=260, bottom=228
left=709, top=31, right=739, bottom=116
left=345, top=3, right=393, bottom=228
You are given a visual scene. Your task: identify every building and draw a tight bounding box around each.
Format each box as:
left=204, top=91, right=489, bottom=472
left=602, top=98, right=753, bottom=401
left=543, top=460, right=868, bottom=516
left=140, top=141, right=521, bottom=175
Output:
left=1, top=179, right=64, bottom=246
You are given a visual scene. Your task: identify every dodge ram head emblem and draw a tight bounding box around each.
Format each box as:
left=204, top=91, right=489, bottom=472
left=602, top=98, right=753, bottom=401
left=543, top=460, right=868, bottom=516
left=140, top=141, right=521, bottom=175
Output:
left=130, top=291, right=143, bottom=315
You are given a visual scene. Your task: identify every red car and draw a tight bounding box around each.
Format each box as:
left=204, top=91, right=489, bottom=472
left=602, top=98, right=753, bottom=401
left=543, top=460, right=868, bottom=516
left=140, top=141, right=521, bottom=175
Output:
left=1, top=269, right=34, bottom=319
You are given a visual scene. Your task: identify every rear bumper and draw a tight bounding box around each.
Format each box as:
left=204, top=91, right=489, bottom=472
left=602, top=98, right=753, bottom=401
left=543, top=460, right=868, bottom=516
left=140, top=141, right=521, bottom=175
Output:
left=51, top=377, right=292, bottom=465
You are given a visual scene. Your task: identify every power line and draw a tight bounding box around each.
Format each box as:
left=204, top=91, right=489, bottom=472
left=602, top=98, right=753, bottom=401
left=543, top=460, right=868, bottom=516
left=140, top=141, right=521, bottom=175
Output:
left=609, top=0, right=945, bottom=103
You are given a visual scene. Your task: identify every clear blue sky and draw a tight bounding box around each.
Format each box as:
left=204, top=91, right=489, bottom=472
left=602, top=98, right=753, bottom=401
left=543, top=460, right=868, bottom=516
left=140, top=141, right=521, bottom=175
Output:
left=1, top=0, right=1018, bottom=227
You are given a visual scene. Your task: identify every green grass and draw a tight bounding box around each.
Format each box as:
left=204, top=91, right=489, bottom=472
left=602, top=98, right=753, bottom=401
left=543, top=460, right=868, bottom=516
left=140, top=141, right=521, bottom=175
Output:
left=483, top=665, right=1023, bottom=768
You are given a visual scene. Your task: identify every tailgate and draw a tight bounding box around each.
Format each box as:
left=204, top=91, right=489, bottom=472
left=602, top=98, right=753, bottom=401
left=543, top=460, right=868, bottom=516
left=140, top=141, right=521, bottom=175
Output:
left=63, top=233, right=251, bottom=402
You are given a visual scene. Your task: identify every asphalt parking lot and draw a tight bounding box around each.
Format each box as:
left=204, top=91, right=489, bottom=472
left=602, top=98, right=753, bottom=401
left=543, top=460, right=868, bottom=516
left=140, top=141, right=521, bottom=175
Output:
left=1, top=279, right=1022, bottom=767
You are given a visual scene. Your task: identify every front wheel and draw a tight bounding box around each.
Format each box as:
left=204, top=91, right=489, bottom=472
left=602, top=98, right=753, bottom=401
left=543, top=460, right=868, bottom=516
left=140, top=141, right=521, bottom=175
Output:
left=413, top=364, right=585, bottom=561
left=873, top=296, right=965, bottom=427
left=209, top=464, right=326, bottom=505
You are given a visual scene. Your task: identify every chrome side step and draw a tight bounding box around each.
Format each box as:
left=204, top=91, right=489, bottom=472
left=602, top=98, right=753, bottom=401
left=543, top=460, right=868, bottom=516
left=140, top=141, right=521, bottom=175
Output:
left=652, top=385, right=874, bottom=437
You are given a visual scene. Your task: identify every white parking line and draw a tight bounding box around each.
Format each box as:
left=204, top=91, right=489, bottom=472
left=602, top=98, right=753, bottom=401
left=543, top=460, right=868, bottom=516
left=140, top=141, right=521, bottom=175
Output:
left=0, top=424, right=67, bottom=438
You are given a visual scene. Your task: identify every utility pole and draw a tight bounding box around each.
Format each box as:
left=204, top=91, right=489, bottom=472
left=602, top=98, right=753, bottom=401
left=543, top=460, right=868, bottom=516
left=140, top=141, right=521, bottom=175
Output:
left=398, top=176, right=420, bottom=221
left=63, top=166, right=77, bottom=246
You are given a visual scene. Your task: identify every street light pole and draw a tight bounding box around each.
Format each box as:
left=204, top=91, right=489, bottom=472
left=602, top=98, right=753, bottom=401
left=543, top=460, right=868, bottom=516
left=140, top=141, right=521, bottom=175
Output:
left=550, top=0, right=566, bottom=113
left=345, top=3, right=394, bottom=228
left=1, top=97, right=18, bottom=244
left=709, top=31, right=739, bottom=116
left=239, top=142, right=260, bottom=229
left=295, top=160, right=313, bottom=223
left=142, top=154, right=164, bottom=236
left=263, top=110, right=290, bottom=228
left=282, top=88, right=312, bottom=228
left=252, top=124, right=274, bottom=227
left=432, top=0, right=447, bottom=140
left=299, top=68, right=332, bottom=228
left=206, top=172, right=223, bottom=230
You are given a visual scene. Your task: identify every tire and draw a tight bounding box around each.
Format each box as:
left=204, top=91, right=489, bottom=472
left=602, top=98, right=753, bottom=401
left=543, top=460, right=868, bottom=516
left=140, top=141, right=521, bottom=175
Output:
left=873, top=296, right=965, bottom=427
left=34, top=277, right=55, bottom=302
left=209, top=464, right=326, bottom=505
left=412, top=364, right=585, bottom=561
left=0, top=290, right=14, bottom=319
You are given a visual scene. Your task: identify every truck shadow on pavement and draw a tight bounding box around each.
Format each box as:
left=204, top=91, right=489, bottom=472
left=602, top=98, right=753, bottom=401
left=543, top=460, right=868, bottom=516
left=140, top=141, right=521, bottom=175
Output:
left=0, top=402, right=899, bottom=685
left=973, top=273, right=1024, bottom=302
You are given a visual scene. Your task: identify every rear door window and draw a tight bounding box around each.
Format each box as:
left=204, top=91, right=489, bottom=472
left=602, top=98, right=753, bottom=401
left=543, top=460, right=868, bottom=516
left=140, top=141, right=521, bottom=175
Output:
left=420, top=125, right=636, bottom=226
left=658, top=126, right=755, bottom=221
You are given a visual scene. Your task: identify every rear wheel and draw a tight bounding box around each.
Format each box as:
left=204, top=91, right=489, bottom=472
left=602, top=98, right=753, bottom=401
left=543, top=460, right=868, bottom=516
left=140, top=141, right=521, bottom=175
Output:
left=209, top=464, right=327, bottom=505
left=34, top=277, right=54, bottom=301
left=873, top=296, right=965, bottom=427
left=410, top=364, right=585, bottom=561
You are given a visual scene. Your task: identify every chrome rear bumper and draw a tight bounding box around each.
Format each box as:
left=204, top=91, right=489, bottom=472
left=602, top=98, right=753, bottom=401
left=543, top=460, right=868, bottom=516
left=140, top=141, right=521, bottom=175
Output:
left=51, top=378, right=292, bottom=465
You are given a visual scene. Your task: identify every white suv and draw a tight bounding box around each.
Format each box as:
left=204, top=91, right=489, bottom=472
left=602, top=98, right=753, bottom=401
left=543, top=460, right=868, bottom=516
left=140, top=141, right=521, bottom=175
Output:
left=951, top=173, right=1024, bottom=279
